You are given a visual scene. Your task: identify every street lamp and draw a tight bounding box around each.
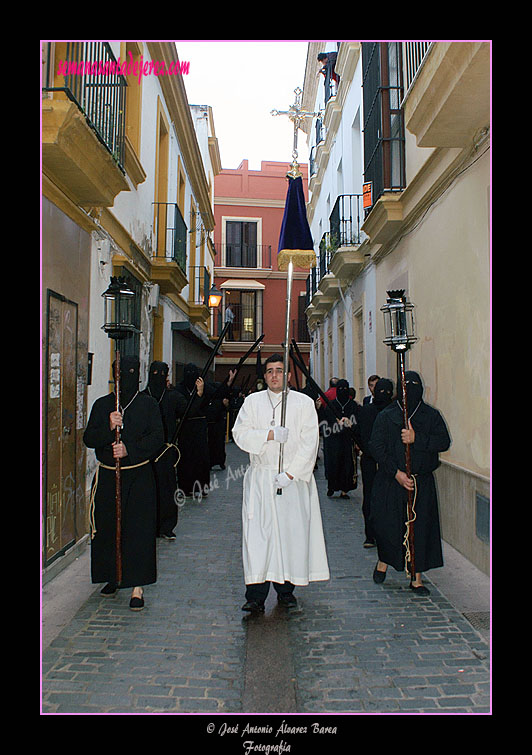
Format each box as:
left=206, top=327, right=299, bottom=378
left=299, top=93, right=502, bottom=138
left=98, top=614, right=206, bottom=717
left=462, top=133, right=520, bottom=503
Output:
left=101, top=275, right=139, bottom=587
left=381, top=289, right=417, bottom=352
left=102, top=276, right=139, bottom=340
left=380, top=289, right=418, bottom=580
left=207, top=283, right=223, bottom=309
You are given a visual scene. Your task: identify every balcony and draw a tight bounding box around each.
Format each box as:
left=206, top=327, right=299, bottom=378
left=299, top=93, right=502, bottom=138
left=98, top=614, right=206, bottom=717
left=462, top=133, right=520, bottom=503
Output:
left=328, top=194, right=366, bottom=281
left=188, top=266, right=211, bottom=325
left=151, top=203, right=188, bottom=296
left=42, top=42, right=129, bottom=207
left=214, top=243, right=272, bottom=270
left=403, top=42, right=490, bottom=148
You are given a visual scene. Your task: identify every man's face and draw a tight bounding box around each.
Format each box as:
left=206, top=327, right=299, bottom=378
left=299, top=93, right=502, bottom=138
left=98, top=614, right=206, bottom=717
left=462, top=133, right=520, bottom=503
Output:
left=369, top=378, right=378, bottom=395
left=264, top=362, right=289, bottom=393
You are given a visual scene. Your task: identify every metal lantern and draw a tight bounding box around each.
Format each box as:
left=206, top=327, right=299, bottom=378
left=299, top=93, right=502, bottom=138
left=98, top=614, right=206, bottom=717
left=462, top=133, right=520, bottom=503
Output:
left=101, top=276, right=139, bottom=340
left=380, top=289, right=417, bottom=352
left=207, top=283, right=223, bottom=309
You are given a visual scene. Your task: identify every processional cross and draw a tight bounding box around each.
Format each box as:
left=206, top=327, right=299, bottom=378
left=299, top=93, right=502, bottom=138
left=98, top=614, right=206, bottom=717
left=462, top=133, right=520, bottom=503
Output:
left=271, top=87, right=320, bottom=178
left=270, top=86, right=319, bottom=493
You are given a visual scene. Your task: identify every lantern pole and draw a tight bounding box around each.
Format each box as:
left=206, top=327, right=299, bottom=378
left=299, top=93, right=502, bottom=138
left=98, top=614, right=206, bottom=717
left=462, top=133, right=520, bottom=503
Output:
left=380, top=290, right=418, bottom=581
left=102, top=276, right=137, bottom=587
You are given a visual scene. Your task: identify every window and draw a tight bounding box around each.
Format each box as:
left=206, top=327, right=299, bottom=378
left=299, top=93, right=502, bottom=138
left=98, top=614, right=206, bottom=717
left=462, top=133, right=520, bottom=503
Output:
left=362, top=42, right=406, bottom=210
left=224, top=289, right=263, bottom=342
left=225, top=220, right=258, bottom=267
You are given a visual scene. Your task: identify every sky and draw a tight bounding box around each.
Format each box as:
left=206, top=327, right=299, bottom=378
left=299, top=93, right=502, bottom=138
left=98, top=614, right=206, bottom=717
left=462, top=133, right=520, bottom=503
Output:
left=173, top=41, right=312, bottom=171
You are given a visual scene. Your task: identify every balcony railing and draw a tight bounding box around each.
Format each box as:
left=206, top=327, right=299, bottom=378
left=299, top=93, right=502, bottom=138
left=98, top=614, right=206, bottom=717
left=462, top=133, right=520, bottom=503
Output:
left=190, top=266, right=211, bottom=306
left=403, top=42, right=433, bottom=95
left=152, top=203, right=187, bottom=274
left=214, top=244, right=272, bottom=269
left=329, top=194, right=364, bottom=251
left=293, top=317, right=310, bottom=343
left=43, top=42, right=127, bottom=172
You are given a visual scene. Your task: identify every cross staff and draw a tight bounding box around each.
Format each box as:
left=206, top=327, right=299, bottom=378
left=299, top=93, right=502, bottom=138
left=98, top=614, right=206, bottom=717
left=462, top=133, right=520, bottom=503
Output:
left=272, top=87, right=318, bottom=494
left=271, top=87, right=320, bottom=178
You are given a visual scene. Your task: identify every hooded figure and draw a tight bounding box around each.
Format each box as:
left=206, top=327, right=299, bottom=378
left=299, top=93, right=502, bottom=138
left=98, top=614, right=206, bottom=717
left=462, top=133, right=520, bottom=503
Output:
left=355, top=378, right=394, bottom=547
left=83, top=355, right=164, bottom=607
left=142, top=361, right=183, bottom=539
left=317, top=379, right=359, bottom=499
left=368, top=371, right=451, bottom=592
left=114, top=355, right=140, bottom=406
left=174, top=362, right=211, bottom=497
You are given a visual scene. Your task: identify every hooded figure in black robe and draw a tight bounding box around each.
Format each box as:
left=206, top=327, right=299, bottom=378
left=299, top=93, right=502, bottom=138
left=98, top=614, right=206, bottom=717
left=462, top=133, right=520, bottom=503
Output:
left=318, top=379, right=359, bottom=498
left=354, top=378, right=394, bottom=547
left=83, top=356, right=164, bottom=595
left=142, top=361, right=182, bottom=539
left=174, top=363, right=211, bottom=497
left=205, top=381, right=230, bottom=470
left=369, top=371, right=451, bottom=587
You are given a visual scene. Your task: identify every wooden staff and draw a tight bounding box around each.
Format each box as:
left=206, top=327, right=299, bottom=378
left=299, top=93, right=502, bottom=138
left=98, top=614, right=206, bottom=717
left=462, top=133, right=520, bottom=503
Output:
left=171, top=321, right=231, bottom=446
left=114, top=348, right=122, bottom=586
left=290, top=340, right=343, bottom=421
left=398, top=352, right=416, bottom=580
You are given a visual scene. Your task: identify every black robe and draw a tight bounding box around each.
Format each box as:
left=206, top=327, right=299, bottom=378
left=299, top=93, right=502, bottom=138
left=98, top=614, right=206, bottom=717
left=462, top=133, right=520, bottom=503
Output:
left=174, top=383, right=211, bottom=496
left=368, top=400, right=451, bottom=573
left=319, top=399, right=359, bottom=493
left=205, top=382, right=230, bottom=470
left=354, top=402, right=386, bottom=540
left=83, top=392, right=164, bottom=588
left=141, top=387, right=184, bottom=536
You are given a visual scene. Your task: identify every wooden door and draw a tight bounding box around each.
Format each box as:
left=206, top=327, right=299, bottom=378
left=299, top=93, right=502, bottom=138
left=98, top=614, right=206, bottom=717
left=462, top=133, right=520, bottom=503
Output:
left=44, top=291, right=78, bottom=565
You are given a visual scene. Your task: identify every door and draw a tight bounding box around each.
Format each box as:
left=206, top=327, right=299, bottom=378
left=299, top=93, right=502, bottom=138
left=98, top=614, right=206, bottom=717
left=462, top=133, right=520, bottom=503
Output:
left=44, top=291, right=78, bottom=565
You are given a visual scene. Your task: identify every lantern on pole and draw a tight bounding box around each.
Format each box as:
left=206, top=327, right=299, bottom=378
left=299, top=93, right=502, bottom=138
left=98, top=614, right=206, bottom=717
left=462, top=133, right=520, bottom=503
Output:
left=101, top=276, right=139, bottom=586
left=380, top=289, right=418, bottom=579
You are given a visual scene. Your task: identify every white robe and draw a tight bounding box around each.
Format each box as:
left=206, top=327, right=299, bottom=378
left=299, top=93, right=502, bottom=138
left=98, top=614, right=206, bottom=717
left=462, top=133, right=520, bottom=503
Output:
left=232, top=388, right=330, bottom=586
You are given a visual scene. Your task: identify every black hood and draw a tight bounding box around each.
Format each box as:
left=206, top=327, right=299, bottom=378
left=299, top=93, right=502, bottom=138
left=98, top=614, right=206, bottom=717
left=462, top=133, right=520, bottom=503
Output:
left=335, top=379, right=350, bottom=405
left=148, top=361, right=168, bottom=400
left=373, top=378, right=393, bottom=409
left=400, top=370, right=423, bottom=411
left=183, top=363, right=199, bottom=391
left=113, top=355, right=140, bottom=405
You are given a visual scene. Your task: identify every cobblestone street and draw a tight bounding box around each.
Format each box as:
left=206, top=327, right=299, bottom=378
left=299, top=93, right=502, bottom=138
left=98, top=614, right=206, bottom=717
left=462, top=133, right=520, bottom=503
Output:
left=42, top=440, right=490, bottom=723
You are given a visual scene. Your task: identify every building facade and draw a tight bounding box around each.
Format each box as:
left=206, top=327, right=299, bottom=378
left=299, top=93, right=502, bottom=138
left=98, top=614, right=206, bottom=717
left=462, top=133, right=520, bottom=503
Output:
left=213, top=160, right=311, bottom=388
left=41, top=41, right=220, bottom=571
left=302, top=41, right=491, bottom=574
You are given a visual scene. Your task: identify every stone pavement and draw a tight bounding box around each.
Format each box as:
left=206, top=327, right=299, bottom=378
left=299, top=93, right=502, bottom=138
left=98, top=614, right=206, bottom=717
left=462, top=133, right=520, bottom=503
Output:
left=41, top=440, right=490, bottom=717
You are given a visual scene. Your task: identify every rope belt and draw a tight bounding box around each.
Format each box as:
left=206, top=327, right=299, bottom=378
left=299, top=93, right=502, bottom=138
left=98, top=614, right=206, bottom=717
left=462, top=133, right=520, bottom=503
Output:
left=403, top=475, right=418, bottom=575
left=89, top=442, right=181, bottom=539
left=89, top=459, right=150, bottom=540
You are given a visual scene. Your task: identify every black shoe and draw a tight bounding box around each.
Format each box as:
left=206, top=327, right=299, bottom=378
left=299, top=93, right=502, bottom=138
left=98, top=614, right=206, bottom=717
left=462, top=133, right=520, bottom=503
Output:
left=161, top=531, right=176, bottom=541
left=100, top=583, right=117, bottom=596
left=277, top=593, right=297, bottom=608
left=327, top=490, right=335, bottom=498
left=241, top=600, right=265, bottom=613
left=410, top=583, right=430, bottom=596
left=373, top=565, right=387, bottom=584
left=129, top=595, right=145, bottom=611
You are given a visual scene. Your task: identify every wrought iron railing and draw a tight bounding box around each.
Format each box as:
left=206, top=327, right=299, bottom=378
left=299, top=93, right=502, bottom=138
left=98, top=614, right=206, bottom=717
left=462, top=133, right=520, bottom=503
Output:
left=403, top=42, right=433, bottom=95
left=42, top=42, right=127, bottom=172
left=214, top=244, right=272, bottom=269
left=329, top=194, right=364, bottom=250
left=152, top=203, right=187, bottom=273
left=293, top=317, right=311, bottom=343
left=190, top=266, right=211, bottom=306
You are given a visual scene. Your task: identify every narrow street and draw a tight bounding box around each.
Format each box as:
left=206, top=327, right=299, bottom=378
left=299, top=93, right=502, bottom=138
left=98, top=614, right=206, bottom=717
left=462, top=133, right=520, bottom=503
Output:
left=41, top=440, right=490, bottom=720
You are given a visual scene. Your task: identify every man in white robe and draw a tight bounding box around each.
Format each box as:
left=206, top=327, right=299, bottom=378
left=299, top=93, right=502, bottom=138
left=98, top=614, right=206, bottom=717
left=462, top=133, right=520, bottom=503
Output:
left=232, top=354, right=330, bottom=612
